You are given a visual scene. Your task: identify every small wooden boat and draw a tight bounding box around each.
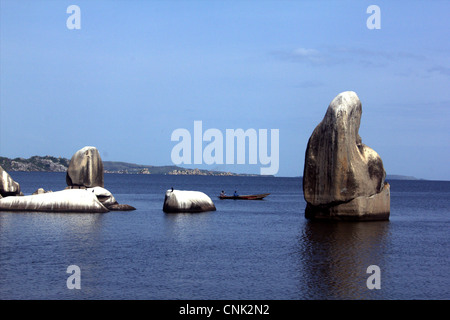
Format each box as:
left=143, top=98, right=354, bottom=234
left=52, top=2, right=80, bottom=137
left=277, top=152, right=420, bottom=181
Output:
left=218, top=193, right=270, bottom=200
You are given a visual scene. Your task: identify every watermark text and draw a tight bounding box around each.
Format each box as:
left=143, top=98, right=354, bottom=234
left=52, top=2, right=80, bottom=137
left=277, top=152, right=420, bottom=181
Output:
left=171, top=121, right=279, bottom=175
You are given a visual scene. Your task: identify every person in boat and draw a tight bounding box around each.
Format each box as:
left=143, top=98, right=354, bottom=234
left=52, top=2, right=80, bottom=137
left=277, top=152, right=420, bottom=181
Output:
left=220, top=190, right=226, bottom=197
left=234, top=190, right=239, bottom=197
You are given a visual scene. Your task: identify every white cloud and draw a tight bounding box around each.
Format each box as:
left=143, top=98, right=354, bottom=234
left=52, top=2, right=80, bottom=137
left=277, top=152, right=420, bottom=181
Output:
left=292, top=48, right=320, bottom=57
left=272, top=47, right=331, bottom=66
left=273, top=46, right=427, bottom=68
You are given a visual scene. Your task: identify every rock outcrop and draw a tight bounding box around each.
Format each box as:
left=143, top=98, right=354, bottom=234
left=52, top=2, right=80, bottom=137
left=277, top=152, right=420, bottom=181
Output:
left=107, top=203, right=136, bottom=211
left=64, top=146, right=135, bottom=211
left=87, top=187, right=117, bottom=208
left=0, top=165, right=22, bottom=197
left=66, top=146, right=104, bottom=188
left=303, top=91, right=390, bottom=221
left=0, top=189, right=109, bottom=213
left=0, top=147, right=135, bottom=213
left=0, top=187, right=135, bottom=213
left=163, top=189, right=216, bottom=213
left=87, top=187, right=136, bottom=211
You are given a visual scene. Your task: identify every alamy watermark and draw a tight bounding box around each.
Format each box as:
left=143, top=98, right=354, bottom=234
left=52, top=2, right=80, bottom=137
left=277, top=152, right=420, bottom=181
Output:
left=366, top=265, right=381, bottom=290
left=171, top=121, right=279, bottom=175
left=366, top=5, right=381, bottom=30
left=66, top=5, right=81, bottom=30
left=66, top=265, right=81, bottom=289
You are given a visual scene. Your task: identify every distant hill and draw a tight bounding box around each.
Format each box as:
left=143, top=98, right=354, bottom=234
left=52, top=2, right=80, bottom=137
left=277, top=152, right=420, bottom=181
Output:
left=102, top=161, right=180, bottom=174
left=104, top=161, right=261, bottom=176
left=0, top=156, right=257, bottom=176
left=0, top=156, right=69, bottom=172
left=0, top=155, right=417, bottom=179
left=386, top=174, right=422, bottom=180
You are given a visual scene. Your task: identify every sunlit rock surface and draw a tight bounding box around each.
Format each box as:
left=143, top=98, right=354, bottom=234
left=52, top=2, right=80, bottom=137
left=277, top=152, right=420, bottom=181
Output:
left=87, top=186, right=136, bottom=211
left=66, top=146, right=104, bottom=188
left=163, top=189, right=216, bottom=213
left=0, top=189, right=109, bottom=213
left=0, top=165, right=22, bottom=197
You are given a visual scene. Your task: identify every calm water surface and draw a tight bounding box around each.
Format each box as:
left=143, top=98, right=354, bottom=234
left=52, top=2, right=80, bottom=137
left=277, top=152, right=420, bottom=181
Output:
left=0, top=172, right=449, bottom=300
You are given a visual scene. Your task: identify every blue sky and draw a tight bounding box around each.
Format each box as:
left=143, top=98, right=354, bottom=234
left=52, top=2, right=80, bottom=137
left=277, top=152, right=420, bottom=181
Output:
left=1, top=0, right=449, bottom=180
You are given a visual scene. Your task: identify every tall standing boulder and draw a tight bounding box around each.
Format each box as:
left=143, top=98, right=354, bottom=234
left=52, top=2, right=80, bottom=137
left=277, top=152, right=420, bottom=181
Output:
left=0, top=165, right=22, bottom=197
left=66, top=146, right=104, bottom=188
left=303, top=91, right=390, bottom=221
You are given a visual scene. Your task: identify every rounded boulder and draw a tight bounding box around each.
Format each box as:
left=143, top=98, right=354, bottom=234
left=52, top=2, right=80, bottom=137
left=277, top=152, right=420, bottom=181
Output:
left=163, top=189, right=216, bottom=213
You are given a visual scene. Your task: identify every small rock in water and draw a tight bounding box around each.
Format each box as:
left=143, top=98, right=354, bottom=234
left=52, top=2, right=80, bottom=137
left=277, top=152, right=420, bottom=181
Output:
left=32, top=188, right=52, bottom=195
left=108, top=203, right=136, bottom=211
left=163, top=189, right=216, bottom=213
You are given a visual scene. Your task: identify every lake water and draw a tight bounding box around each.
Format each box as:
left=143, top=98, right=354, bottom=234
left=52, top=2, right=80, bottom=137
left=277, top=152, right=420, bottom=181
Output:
left=0, top=172, right=449, bottom=300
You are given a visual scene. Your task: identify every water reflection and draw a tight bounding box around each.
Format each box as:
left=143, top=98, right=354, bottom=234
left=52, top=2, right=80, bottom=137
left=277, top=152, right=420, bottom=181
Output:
left=0, top=211, right=107, bottom=299
left=0, top=211, right=105, bottom=236
left=295, top=220, right=391, bottom=299
left=163, top=212, right=213, bottom=242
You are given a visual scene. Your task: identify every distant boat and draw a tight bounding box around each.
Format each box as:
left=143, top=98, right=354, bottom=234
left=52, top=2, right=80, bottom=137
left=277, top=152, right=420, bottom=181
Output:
left=218, top=193, right=270, bottom=200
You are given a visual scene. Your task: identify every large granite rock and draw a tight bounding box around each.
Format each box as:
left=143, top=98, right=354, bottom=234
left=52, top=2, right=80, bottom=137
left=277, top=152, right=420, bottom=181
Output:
left=0, top=189, right=109, bottom=213
left=303, top=91, right=390, bottom=221
left=0, top=147, right=135, bottom=213
left=0, top=165, right=22, bottom=197
left=163, top=189, right=216, bottom=213
left=66, top=146, right=104, bottom=188
left=0, top=187, right=136, bottom=213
